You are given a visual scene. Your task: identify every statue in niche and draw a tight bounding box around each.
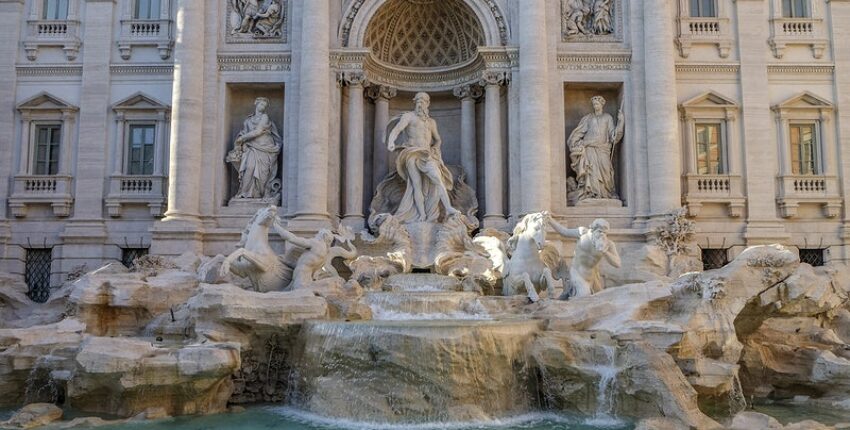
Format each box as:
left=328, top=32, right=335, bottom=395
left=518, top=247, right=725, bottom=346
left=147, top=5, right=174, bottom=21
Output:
left=549, top=217, right=621, bottom=299
left=385, top=92, right=460, bottom=223
left=561, top=0, right=615, bottom=38
left=226, top=97, right=282, bottom=201
left=567, top=95, right=624, bottom=204
left=231, top=0, right=284, bottom=38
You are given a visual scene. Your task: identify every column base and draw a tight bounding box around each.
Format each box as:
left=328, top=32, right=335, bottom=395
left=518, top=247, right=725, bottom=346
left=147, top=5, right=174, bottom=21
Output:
left=341, top=215, right=366, bottom=232
left=288, top=212, right=333, bottom=233
left=150, top=217, right=205, bottom=257
left=482, top=215, right=508, bottom=230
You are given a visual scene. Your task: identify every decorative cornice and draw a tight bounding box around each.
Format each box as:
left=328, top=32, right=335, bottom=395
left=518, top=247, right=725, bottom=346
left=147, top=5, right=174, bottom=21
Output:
left=110, top=64, right=174, bottom=75
left=675, top=63, right=740, bottom=73
left=217, top=53, right=291, bottom=72
left=16, top=65, right=82, bottom=77
left=364, top=53, right=485, bottom=92
left=556, top=52, right=631, bottom=71
left=767, top=64, right=834, bottom=74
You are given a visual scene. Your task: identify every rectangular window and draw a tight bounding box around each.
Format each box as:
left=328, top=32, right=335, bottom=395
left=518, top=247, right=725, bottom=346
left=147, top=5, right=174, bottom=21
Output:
left=690, top=0, right=717, bottom=17
left=790, top=123, right=818, bottom=175
left=134, top=0, right=161, bottom=19
left=33, top=124, right=61, bottom=175
left=127, top=124, right=156, bottom=175
left=695, top=123, right=724, bottom=174
left=701, top=248, right=728, bottom=270
left=43, top=0, right=69, bottom=20
left=783, top=0, right=811, bottom=18
left=799, top=248, right=825, bottom=267
left=25, top=248, right=52, bottom=303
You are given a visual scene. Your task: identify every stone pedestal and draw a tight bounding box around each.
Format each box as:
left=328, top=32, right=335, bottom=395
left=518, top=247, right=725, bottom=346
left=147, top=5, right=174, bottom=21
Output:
left=575, top=198, right=623, bottom=208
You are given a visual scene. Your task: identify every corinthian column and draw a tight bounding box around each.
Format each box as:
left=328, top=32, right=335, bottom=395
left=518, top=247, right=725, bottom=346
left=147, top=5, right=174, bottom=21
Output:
left=342, top=72, right=368, bottom=229
left=367, top=85, right=397, bottom=189
left=518, top=0, right=552, bottom=214
left=643, top=0, right=682, bottom=216
left=294, top=0, right=331, bottom=224
left=453, top=84, right=482, bottom=190
left=481, top=71, right=507, bottom=227
left=164, top=0, right=205, bottom=222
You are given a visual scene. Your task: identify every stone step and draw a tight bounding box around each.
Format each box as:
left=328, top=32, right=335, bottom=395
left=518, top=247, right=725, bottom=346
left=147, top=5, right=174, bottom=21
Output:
left=382, top=273, right=462, bottom=292
left=363, top=291, right=486, bottom=320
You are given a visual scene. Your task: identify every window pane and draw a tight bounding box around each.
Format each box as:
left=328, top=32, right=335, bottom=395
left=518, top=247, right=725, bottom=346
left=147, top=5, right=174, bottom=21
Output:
left=33, top=125, right=61, bottom=175
left=44, top=0, right=69, bottom=19
left=695, top=123, right=722, bottom=175
left=128, top=124, right=156, bottom=175
left=790, top=124, right=818, bottom=175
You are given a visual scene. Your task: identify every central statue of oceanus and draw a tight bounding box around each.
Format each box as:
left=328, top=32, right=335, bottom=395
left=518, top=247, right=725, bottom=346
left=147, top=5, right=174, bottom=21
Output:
left=386, top=92, right=461, bottom=223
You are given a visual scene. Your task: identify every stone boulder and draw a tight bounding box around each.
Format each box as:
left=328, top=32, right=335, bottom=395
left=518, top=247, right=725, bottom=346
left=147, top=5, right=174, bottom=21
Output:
left=531, top=331, right=721, bottom=429
left=0, top=403, right=62, bottom=429
left=735, top=263, right=850, bottom=400
left=69, top=266, right=199, bottom=336
left=0, top=319, right=86, bottom=407
left=67, top=336, right=240, bottom=417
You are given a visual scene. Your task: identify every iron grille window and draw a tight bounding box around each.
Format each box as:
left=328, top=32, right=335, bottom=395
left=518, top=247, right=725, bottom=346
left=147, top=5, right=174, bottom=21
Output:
left=25, top=248, right=53, bottom=303
left=701, top=248, right=728, bottom=270
left=799, top=249, right=825, bottom=267
left=121, top=247, right=149, bottom=268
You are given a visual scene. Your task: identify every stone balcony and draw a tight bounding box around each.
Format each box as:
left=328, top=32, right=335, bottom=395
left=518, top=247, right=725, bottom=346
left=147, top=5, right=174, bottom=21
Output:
left=768, top=17, right=827, bottom=59
left=118, top=19, right=173, bottom=60
left=683, top=174, right=745, bottom=217
left=676, top=17, right=732, bottom=58
left=776, top=175, right=841, bottom=218
left=105, top=175, right=167, bottom=217
left=8, top=175, right=74, bottom=217
left=23, top=19, right=81, bottom=61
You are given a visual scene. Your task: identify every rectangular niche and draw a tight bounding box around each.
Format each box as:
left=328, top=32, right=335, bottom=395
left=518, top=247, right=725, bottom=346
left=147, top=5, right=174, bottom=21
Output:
left=563, top=82, right=626, bottom=207
left=224, top=83, right=285, bottom=206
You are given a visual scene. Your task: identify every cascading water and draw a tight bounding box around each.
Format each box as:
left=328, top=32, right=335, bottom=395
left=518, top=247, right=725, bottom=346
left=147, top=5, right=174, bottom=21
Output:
left=586, top=345, right=620, bottom=427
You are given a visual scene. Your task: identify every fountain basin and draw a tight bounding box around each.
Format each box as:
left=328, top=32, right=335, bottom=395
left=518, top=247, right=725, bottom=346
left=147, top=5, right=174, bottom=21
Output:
left=290, top=319, right=545, bottom=423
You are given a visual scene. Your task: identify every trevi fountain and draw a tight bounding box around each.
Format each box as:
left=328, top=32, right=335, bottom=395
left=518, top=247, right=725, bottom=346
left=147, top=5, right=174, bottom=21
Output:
left=1, top=0, right=850, bottom=429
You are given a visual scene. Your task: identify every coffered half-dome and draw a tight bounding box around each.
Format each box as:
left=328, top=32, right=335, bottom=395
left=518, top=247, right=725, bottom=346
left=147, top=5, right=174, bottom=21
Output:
left=364, top=0, right=486, bottom=69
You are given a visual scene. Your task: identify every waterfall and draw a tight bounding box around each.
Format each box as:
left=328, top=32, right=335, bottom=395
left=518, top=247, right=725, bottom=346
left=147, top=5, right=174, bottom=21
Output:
left=586, top=345, right=622, bottom=427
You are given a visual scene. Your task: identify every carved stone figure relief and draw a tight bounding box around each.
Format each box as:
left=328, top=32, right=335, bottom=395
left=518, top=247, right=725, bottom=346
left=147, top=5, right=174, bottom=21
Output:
left=567, top=95, right=624, bottom=205
left=561, top=0, right=617, bottom=40
left=226, top=97, right=282, bottom=202
left=228, top=0, right=286, bottom=41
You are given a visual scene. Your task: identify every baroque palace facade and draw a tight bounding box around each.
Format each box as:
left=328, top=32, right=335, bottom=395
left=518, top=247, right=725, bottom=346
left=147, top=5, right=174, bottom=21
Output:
left=1, top=0, right=850, bottom=291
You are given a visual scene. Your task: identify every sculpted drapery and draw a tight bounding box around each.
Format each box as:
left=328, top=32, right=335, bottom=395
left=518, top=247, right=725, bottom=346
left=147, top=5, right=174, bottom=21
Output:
left=568, top=95, right=624, bottom=202
left=227, top=97, right=282, bottom=200
left=386, top=92, right=459, bottom=223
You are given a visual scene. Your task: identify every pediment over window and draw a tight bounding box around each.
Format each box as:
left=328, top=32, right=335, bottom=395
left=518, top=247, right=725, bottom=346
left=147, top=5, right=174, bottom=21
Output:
left=681, top=91, right=738, bottom=109
left=113, top=92, right=170, bottom=112
left=17, top=92, right=78, bottom=112
left=774, top=91, right=833, bottom=111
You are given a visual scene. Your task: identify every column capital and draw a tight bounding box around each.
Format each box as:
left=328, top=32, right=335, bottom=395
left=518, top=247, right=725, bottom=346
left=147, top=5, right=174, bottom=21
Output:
left=480, top=70, right=510, bottom=87
left=366, top=85, right=397, bottom=102
left=453, top=84, right=483, bottom=101
left=340, top=71, right=369, bottom=88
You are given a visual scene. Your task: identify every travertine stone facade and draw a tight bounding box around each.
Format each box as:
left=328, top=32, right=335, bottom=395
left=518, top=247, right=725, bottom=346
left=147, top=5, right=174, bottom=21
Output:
left=2, top=0, right=850, bottom=285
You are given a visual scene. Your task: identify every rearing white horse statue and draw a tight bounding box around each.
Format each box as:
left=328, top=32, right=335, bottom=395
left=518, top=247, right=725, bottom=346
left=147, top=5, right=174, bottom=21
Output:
left=500, top=212, right=564, bottom=303
left=220, top=205, right=291, bottom=292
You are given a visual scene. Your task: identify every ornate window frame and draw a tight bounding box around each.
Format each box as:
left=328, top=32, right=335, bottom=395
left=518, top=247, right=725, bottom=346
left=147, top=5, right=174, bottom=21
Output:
left=768, top=0, right=827, bottom=59
left=117, top=0, right=173, bottom=60
left=772, top=91, right=840, bottom=218
left=10, top=93, right=78, bottom=218
left=680, top=91, right=744, bottom=217
left=676, top=0, right=732, bottom=58
left=23, top=0, right=81, bottom=61
left=106, top=93, right=170, bottom=217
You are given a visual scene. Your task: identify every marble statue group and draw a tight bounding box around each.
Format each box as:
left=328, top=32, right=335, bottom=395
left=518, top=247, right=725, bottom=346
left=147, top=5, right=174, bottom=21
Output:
left=222, top=92, right=621, bottom=302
